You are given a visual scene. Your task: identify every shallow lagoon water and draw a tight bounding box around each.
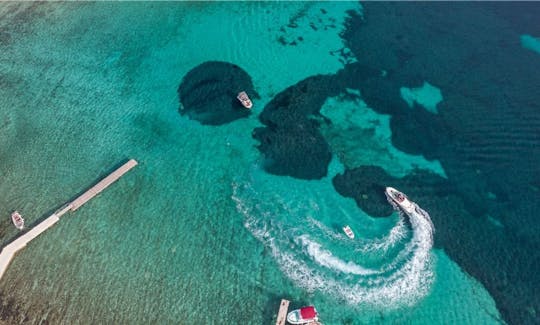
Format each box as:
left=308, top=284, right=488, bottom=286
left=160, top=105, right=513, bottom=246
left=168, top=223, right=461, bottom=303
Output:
left=1, top=2, right=531, bottom=324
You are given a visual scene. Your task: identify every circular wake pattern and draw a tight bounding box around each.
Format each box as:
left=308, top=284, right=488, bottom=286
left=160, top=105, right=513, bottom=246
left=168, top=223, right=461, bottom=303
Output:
left=355, top=217, right=408, bottom=254
left=232, top=177, right=435, bottom=308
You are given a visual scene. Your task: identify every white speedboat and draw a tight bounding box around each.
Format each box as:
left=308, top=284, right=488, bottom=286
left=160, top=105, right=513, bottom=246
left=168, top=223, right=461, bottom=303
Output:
left=11, top=211, right=24, bottom=230
left=237, top=91, right=253, bottom=109
left=287, top=306, right=319, bottom=324
left=342, top=225, right=354, bottom=239
left=385, top=187, right=414, bottom=214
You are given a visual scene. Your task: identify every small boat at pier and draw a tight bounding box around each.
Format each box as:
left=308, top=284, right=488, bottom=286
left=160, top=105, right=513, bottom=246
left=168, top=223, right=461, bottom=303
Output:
left=287, top=306, right=319, bottom=324
left=342, top=225, right=354, bottom=239
left=237, top=91, right=253, bottom=109
left=11, top=211, right=24, bottom=230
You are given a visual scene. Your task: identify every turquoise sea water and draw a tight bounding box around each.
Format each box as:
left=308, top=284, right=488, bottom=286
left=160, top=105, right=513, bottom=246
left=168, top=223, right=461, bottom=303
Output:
left=0, top=2, right=530, bottom=324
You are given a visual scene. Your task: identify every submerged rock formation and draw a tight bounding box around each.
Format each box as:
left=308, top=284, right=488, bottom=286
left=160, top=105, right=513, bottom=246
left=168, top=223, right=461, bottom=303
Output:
left=253, top=75, right=342, bottom=180
left=178, top=61, right=257, bottom=125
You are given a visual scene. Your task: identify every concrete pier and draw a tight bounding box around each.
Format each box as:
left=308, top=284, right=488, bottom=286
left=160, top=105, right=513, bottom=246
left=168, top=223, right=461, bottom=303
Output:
left=275, top=299, right=290, bottom=325
left=0, top=159, right=138, bottom=280
left=70, top=159, right=138, bottom=211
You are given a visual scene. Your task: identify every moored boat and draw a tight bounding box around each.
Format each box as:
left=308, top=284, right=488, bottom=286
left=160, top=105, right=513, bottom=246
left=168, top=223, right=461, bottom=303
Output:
left=11, top=211, right=24, bottom=230
left=287, top=306, right=319, bottom=324
left=385, top=187, right=414, bottom=214
left=237, top=91, right=253, bottom=109
left=342, top=225, right=354, bottom=239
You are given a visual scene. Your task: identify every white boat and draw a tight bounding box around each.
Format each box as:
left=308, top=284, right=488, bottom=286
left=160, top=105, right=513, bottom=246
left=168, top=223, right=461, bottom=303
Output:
left=237, top=91, right=253, bottom=109
left=342, top=225, right=354, bottom=239
left=385, top=187, right=414, bottom=214
left=287, top=306, right=319, bottom=324
left=11, top=211, right=24, bottom=230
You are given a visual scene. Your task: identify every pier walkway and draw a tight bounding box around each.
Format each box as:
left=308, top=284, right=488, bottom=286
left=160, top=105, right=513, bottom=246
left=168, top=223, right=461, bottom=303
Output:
left=275, top=299, right=290, bottom=325
left=70, top=159, right=138, bottom=211
left=0, top=159, right=138, bottom=280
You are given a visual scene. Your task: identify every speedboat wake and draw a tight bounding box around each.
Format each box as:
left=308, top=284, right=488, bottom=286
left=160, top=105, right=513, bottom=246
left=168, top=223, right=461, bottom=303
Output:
left=232, top=180, right=435, bottom=309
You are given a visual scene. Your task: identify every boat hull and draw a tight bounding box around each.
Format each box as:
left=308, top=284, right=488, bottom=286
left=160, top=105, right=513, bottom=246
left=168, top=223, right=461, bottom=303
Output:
left=385, top=187, right=414, bottom=214
left=237, top=91, right=253, bottom=109
left=287, top=307, right=318, bottom=324
left=343, top=225, right=355, bottom=239
left=11, top=211, right=24, bottom=230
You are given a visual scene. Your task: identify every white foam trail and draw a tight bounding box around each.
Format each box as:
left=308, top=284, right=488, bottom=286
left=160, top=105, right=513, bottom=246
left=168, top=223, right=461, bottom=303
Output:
left=298, top=235, right=378, bottom=275
left=306, top=216, right=346, bottom=241
left=232, top=181, right=436, bottom=308
left=306, top=209, right=407, bottom=253
left=355, top=217, right=408, bottom=254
